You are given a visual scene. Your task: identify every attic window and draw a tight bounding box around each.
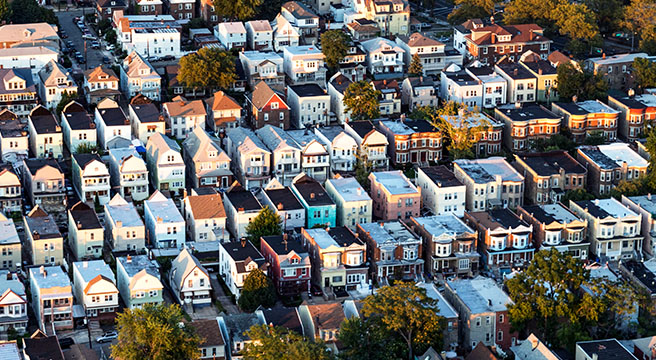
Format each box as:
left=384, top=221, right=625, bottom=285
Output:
left=111, top=0, right=115, bottom=4
left=270, top=102, right=279, bottom=109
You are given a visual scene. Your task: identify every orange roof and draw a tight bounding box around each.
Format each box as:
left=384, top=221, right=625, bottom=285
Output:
left=207, top=91, right=240, bottom=111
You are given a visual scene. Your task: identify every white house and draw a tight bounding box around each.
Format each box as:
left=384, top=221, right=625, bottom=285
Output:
left=395, top=32, right=462, bottom=75
left=327, top=73, right=352, bottom=124
left=72, top=153, right=111, bottom=205
left=325, top=177, right=373, bottom=229
left=215, top=22, right=247, bottom=50
left=0, top=47, right=58, bottom=76
left=60, top=101, right=96, bottom=154
left=108, top=147, right=149, bottom=201
left=29, top=265, right=73, bottom=331
left=0, top=165, right=21, bottom=215
left=401, top=77, right=438, bottom=111
left=83, top=66, right=121, bottom=104
left=280, top=1, right=319, bottom=44
left=360, top=37, right=405, bottom=80
left=224, top=127, right=271, bottom=190
left=130, top=28, right=182, bottom=59
left=453, top=157, right=525, bottom=211
left=287, top=130, right=330, bottom=183
left=344, top=120, right=389, bottom=170
left=72, top=260, right=119, bottom=320
left=440, top=64, right=483, bottom=110
left=145, top=132, right=185, bottom=193
left=465, top=65, right=508, bottom=109
left=129, top=102, right=165, bottom=144
left=417, top=166, right=467, bottom=217
left=169, top=248, right=212, bottom=307
left=282, top=45, right=327, bottom=87
left=238, top=51, right=285, bottom=89
left=272, top=14, right=300, bottom=52
left=0, top=68, right=38, bottom=120
left=0, top=271, right=28, bottom=334
left=245, top=20, right=273, bottom=51
left=94, top=98, right=131, bottom=150
left=0, top=213, right=20, bottom=271
left=183, top=192, right=229, bottom=242
left=119, top=51, right=161, bottom=101
left=495, top=63, right=538, bottom=104
left=27, top=106, right=63, bottom=159
left=144, top=190, right=185, bottom=249
left=68, top=202, right=103, bottom=260
left=162, top=96, right=206, bottom=140
left=257, top=179, right=305, bottom=230
left=37, top=60, right=76, bottom=110
left=287, top=84, right=330, bottom=129
left=104, top=194, right=146, bottom=252
left=218, top=239, right=266, bottom=298
left=254, top=125, right=301, bottom=186
left=116, top=255, right=163, bottom=309
left=314, top=125, right=358, bottom=173
left=223, top=185, right=263, bottom=239
left=0, top=110, right=29, bottom=164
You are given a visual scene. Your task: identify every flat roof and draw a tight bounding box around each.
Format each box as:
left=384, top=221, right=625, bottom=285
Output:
left=518, top=151, right=586, bottom=176
left=105, top=197, right=144, bottom=228
left=498, top=104, right=560, bottom=122
left=29, top=266, right=70, bottom=289
left=579, top=143, right=648, bottom=170
left=574, top=198, right=637, bottom=219
left=577, top=339, right=637, bottom=360
left=627, top=195, right=656, bottom=215
left=264, top=187, right=303, bottom=211
left=289, top=84, right=326, bottom=97
left=326, top=177, right=371, bottom=202
left=359, top=221, right=419, bottom=247
left=145, top=195, right=184, bottom=223
left=371, top=171, right=419, bottom=196
left=415, top=282, right=458, bottom=319
left=117, top=255, right=160, bottom=278
left=413, top=214, right=474, bottom=238
left=521, top=203, right=581, bottom=224
left=420, top=166, right=463, bottom=188
left=446, top=276, right=512, bottom=313
left=454, top=157, right=523, bottom=183
left=73, top=260, right=115, bottom=284
left=0, top=218, right=19, bottom=245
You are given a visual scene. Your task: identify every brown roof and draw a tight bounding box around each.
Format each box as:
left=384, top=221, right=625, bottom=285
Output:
left=307, top=303, right=345, bottom=332
left=206, top=91, right=240, bottom=111
left=468, top=24, right=548, bottom=46
left=84, top=66, right=118, bottom=83
left=282, top=1, right=317, bottom=19
left=188, top=319, right=225, bottom=347
left=130, top=93, right=153, bottom=105
left=465, top=342, right=498, bottom=360
left=187, top=194, right=226, bottom=219
left=548, top=50, right=571, bottom=67
left=404, top=32, right=443, bottom=47
left=251, top=81, right=277, bottom=109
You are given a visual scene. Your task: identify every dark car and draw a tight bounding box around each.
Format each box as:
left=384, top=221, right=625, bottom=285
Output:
left=311, top=284, right=322, bottom=296
left=60, top=30, right=68, bottom=39
left=102, top=55, right=110, bottom=64
left=161, top=55, right=175, bottom=61
left=90, top=42, right=100, bottom=49
left=58, top=337, right=75, bottom=349
left=76, top=56, right=86, bottom=64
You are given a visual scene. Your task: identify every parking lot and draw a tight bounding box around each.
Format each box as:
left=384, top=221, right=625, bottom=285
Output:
left=56, top=9, right=115, bottom=71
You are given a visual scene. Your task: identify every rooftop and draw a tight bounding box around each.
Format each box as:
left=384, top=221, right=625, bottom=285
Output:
left=555, top=100, right=619, bottom=116
left=117, top=255, right=160, bottom=278
left=73, top=260, right=116, bottom=284
left=446, top=276, right=513, bottom=314
left=29, top=266, right=70, bottom=289
left=131, top=103, right=162, bottom=123
left=468, top=208, right=528, bottom=229
left=413, top=214, right=475, bottom=238
left=419, top=166, right=463, bottom=188
left=25, top=206, right=60, bottom=240
left=626, top=195, right=656, bottom=216
left=358, top=220, right=420, bottom=247
left=221, top=240, right=264, bottom=263
left=264, top=187, right=303, bottom=211
left=221, top=313, right=264, bottom=343
left=521, top=204, right=582, bottom=225
left=293, top=176, right=334, bottom=206
left=587, top=52, right=652, bottom=65
left=379, top=119, right=437, bottom=136
left=326, top=177, right=371, bottom=202
left=415, top=282, right=458, bottom=319
left=188, top=319, right=225, bottom=347
left=371, top=171, right=419, bottom=195
left=145, top=191, right=184, bottom=223
left=69, top=202, right=102, bottom=230
left=454, top=157, right=524, bottom=183
left=261, top=306, right=303, bottom=334
left=517, top=151, right=586, bottom=176
left=289, top=84, right=326, bottom=97
left=262, top=234, right=307, bottom=255
left=577, top=339, right=637, bottom=360
left=578, top=143, right=648, bottom=170
left=574, top=198, right=637, bottom=219
left=496, top=63, right=536, bottom=80
left=105, top=194, right=144, bottom=228
left=187, top=194, right=226, bottom=219
left=497, top=104, right=560, bottom=122
left=0, top=215, right=18, bottom=246
left=225, top=186, right=262, bottom=212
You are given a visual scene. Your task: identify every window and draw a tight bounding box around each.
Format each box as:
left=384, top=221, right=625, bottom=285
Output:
left=497, top=331, right=503, bottom=341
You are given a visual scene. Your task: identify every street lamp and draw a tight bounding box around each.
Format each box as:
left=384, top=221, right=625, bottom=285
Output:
left=83, top=315, right=92, bottom=349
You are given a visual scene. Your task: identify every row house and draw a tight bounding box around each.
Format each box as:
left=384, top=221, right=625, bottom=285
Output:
left=416, top=166, right=466, bottom=218
left=280, top=1, right=319, bottom=45
left=218, top=239, right=266, bottom=298
left=257, top=180, right=305, bottom=230
left=327, top=73, right=351, bottom=123
left=144, top=190, right=185, bottom=249
left=0, top=68, right=38, bottom=119
left=378, top=118, right=442, bottom=166
left=369, top=170, right=421, bottom=221
left=495, top=104, right=561, bottom=151
left=68, top=202, right=103, bottom=260
left=60, top=102, right=96, bottom=155
left=440, top=64, right=484, bottom=110
left=0, top=214, right=20, bottom=271
left=215, top=22, right=246, bottom=50
left=223, top=184, right=263, bottom=239
left=410, top=214, right=479, bottom=277
left=287, top=84, right=330, bottom=129
left=96, top=0, right=127, bottom=22
left=0, top=110, right=28, bottom=163
left=325, top=177, right=373, bottom=230
left=183, top=191, right=229, bottom=242
left=28, top=106, right=62, bottom=159
left=495, top=63, right=537, bottom=104
left=344, top=121, right=389, bottom=170
left=441, top=111, right=503, bottom=157
left=584, top=52, right=655, bottom=91
left=465, top=65, right=508, bottom=109
left=577, top=143, right=648, bottom=196
left=401, top=77, right=438, bottom=111
left=22, top=159, right=65, bottom=213
left=163, top=96, right=206, bottom=140
left=517, top=203, right=589, bottom=259
left=314, top=125, right=358, bottom=174
left=282, top=46, right=327, bottom=87
left=0, top=23, right=59, bottom=51
left=569, top=198, right=642, bottom=262
left=72, top=260, right=119, bottom=320
left=302, top=226, right=368, bottom=291
left=287, top=130, right=330, bottom=182
left=29, top=266, right=73, bottom=332
left=104, top=194, right=146, bottom=252
left=72, top=153, right=111, bottom=205
left=248, top=81, right=290, bottom=130
left=519, top=58, right=559, bottom=102
left=256, top=125, right=302, bottom=186
left=108, top=147, right=149, bottom=201
left=37, top=60, right=76, bottom=111
left=115, top=15, right=182, bottom=60
left=272, top=14, right=300, bottom=52
left=464, top=209, right=535, bottom=272
left=372, top=79, right=401, bottom=116
left=360, top=37, right=405, bottom=80
left=225, top=127, right=271, bottom=190
left=453, top=157, right=525, bottom=211
left=95, top=98, right=130, bottom=150
left=169, top=0, right=195, bottom=22
left=396, top=32, right=462, bottom=76
left=607, top=92, right=656, bottom=141
left=169, top=249, right=212, bottom=307
left=116, top=255, right=163, bottom=309
left=245, top=20, right=273, bottom=51
left=357, top=220, right=424, bottom=281
left=416, top=283, right=460, bottom=350
left=218, top=313, right=265, bottom=359
left=129, top=102, right=165, bottom=144
left=353, top=0, right=410, bottom=36
left=239, top=52, right=285, bottom=90
left=135, top=0, right=163, bottom=15
left=0, top=165, right=20, bottom=214
left=260, top=234, right=311, bottom=296
left=0, top=271, right=27, bottom=334
left=182, top=127, right=232, bottom=189
left=119, top=51, right=161, bottom=102
left=290, top=174, right=336, bottom=228
left=551, top=100, right=619, bottom=143
left=462, top=23, right=551, bottom=65
left=146, top=132, right=185, bottom=193
left=513, top=151, right=587, bottom=205
left=204, top=91, right=241, bottom=134
left=623, top=195, right=656, bottom=258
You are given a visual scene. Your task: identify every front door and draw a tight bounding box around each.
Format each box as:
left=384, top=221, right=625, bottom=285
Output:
left=324, top=277, right=330, bottom=288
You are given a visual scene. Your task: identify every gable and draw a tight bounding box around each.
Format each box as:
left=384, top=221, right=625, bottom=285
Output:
left=0, top=289, right=25, bottom=305
left=0, top=170, right=19, bottom=185
left=85, top=277, right=117, bottom=295
left=121, top=155, right=147, bottom=172
left=364, top=130, right=387, bottom=146
left=265, top=94, right=289, bottom=111
left=81, top=160, right=109, bottom=177
left=304, top=140, right=327, bottom=155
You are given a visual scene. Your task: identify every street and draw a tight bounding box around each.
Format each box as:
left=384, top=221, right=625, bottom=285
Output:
left=56, top=9, right=115, bottom=72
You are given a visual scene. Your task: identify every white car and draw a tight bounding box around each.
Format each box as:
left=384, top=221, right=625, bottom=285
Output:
left=96, top=331, right=118, bottom=343
left=82, top=34, right=95, bottom=40
left=106, top=44, right=115, bottom=51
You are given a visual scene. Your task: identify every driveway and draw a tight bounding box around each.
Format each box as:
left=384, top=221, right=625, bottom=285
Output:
left=210, top=274, right=240, bottom=315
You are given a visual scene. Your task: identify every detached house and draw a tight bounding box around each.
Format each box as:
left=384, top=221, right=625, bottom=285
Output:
left=104, top=194, right=146, bottom=252
left=245, top=20, right=273, bottom=51
left=353, top=0, right=410, bottom=36
left=22, top=159, right=65, bottom=212
left=360, top=37, right=405, bottom=80
left=116, top=255, right=163, bottom=309
left=325, top=177, right=372, bottom=229
left=218, top=239, right=267, bottom=298
left=258, top=181, right=305, bottom=230
left=24, top=206, right=63, bottom=266
left=239, top=51, right=285, bottom=90
left=344, top=121, right=389, bottom=170
left=204, top=90, right=242, bottom=134
left=144, top=191, right=185, bottom=249
left=84, top=66, right=121, bottom=104
left=577, top=143, right=648, bottom=196
left=255, top=125, right=302, bottom=186
left=286, top=130, right=330, bottom=182
left=223, top=184, right=263, bottom=239
left=29, top=266, right=73, bottom=331
left=0, top=110, right=28, bottom=163
left=67, top=202, right=103, bottom=260
left=145, top=132, right=185, bottom=193
left=371, top=79, right=401, bottom=116
left=401, top=77, right=438, bottom=111
left=72, top=260, right=119, bottom=320
left=287, top=84, right=330, bottom=129
left=183, top=192, right=228, bottom=243
left=453, top=157, right=525, bottom=211
left=94, top=98, right=130, bottom=150
left=108, top=147, right=149, bottom=201
left=551, top=100, right=619, bottom=143
left=282, top=45, right=327, bottom=87
left=0, top=68, right=37, bottom=119
left=463, top=23, right=551, bottom=65
left=260, top=234, right=311, bottom=296
left=327, top=73, right=352, bottom=123
left=215, top=22, right=247, bottom=50
left=291, top=174, right=336, bottom=228
left=60, top=101, right=96, bottom=154
left=396, top=32, right=462, bottom=75
left=37, top=60, right=76, bottom=110
left=169, top=248, right=212, bottom=307
left=129, top=101, right=165, bottom=144
left=314, top=125, right=358, bottom=173
left=0, top=271, right=28, bottom=334
left=72, top=153, right=111, bottom=205
left=0, top=214, right=20, bottom=271
left=416, top=166, right=466, bottom=218
left=298, top=303, right=345, bottom=351
left=163, top=96, right=207, bottom=140
left=280, top=1, right=319, bottom=45
left=28, top=106, right=62, bottom=159
left=0, top=165, right=21, bottom=214
left=248, top=81, right=290, bottom=130
left=272, top=14, right=300, bottom=52
left=119, top=51, right=161, bottom=101
left=369, top=170, right=421, bottom=221
left=182, top=127, right=232, bottom=189
left=225, top=127, right=271, bottom=190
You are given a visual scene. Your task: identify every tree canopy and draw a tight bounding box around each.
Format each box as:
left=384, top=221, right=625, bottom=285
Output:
left=623, top=0, right=656, bottom=53
left=245, top=207, right=282, bottom=248
left=504, top=0, right=599, bottom=41
left=111, top=304, right=201, bottom=360
left=242, top=324, right=333, bottom=360
left=212, top=0, right=262, bottom=21
left=343, top=81, right=381, bottom=120
left=238, top=268, right=277, bottom=312
left=448, top=0, right=497, bottom=25
left=555, top=62, right=609, bottom=102
left=10, top=0, right=57, bottom=24
left=338, top=317, right=406, bottom=360
left=0, top=0, right=11, bottom=23
left=633, top=57, right=656, bottom=90
left=561, top=188, right=596, bottom=205
left=321, top=30, right=351, bottom=70
left=56, top=92, right=79, bottom=116
left=178, top=47, right=236, bottom=92
left=408, top=53, right=424, bottom=77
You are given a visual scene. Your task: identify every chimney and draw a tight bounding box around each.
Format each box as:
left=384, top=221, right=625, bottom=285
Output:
left=487, top=299, right=492, bottom=307
left=602, top=53, right=606, bottom=59
left=325, top=226, right=330, bottom=232
left=277, top=202, right=284, bottom=210
left=529, top=30, right=534, bottom=41
left=126, top=255, right=132, bottom=263
left=513, top=68, right=518, bottom=76
left=77, top=221, right=82, bottom=229
left=490, top=15, right=494, bottom=25
left=538, top=68, right=543, bottom=75
left=39, top=265, right=45, bottom=275
left=83, top=261, right=88, bottom=268
left=648, top=193, right=652, bottom=200
left=572, top=95, right=578, bottom=103
left=628, top=88, right=636, bottom=97
left=241, top=238, right=246, bottom=247
left=310, top=193, right=316, bottom=200
left=383, top=79, right=387, bottom=86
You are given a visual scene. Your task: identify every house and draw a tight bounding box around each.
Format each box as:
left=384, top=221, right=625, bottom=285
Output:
left=345, top=18, right=380, bottom=42
left=344, top=121, right=389, bottom=170
left=0, top=164, right=20, bottom=214
left=215, top=22, right=247, bottom=50
left=440, top=64, right=484, bottom=110
left=24, top=206, right=63, bottom=266
left=0, top=271, right=28, bottom=334
left=257, top=181, right=305, bottom=230
left=255, top=125, right=301, bottom=186
left=119, top=51, right=161, bottom=101
left=494, top=104, right=561, bottom=151
left=163, top=96, right=206, bottom=140
left=129, top=102, right=164, bottom=144
left=260, top=234, right=311, bottom=296
left=411, top=215, right=479, bottom=278
left=116, top=255, right=163, bottom=309
left=290, top=174, right=336, bottom=228
left=338, top=44, right=367, bottom=83
left=511, top=334, right=561, bottom=360
left=287, top=84, right=330, bottom=129
left=95, top=0, right=127, bottom=21
left=247, top=81, right=290, bottom=130
left=607, top=92, right=656, bottom=141
left=169, top=248, right=212, bottom=307
left=513, top=151, right=587, bottom=205
left=325, top=177, right=372, bottom=229
left=0, top=47, right=58, bottom=77
left=72, top=260, right=119, bottom=320
left=144, top=191, right=185, bottom=249
left=360, top=37, right=405, bottom=80
left=282, top=45, right=327, bottom=86
left=239, top=51, right=285, bottom=90
left=204, top=91, right=242, bottom=134
left=72, top=153, right=111, bottom=205
left=183, top=191, right=228, bottom=243
left=60, top=101, right=96, bottom=154
left=401, top=77, right=438, bottom=111
left=67, top=202, right=103, bottom=260
left=461, top=65, right=508, bottom=109
left=218, top=313, right=265, bottom=359
left=145, top=132, right=185, bottom=193
left=0, top=214, right=19, bottom=271
left=576, top=339, right=637, bottom=360
left=352, top=0, right=410, bottom=36
left=494, top=63, right=537, bottom=104
left=378, top=118, right=442, bottom=166
left=0, top=110, right=28, bottom=163
left=168, top=0, right=195, bottom=22
left=223, top=184, right=263, bottom=239
left=22, top=159, right=65, bottom=213
left=245, top=20, right=273, bottom=51
left=37, top=60, right=76, bottom=111
left=551, top=100, right=619, bottom=143
left=584, top=53, right=656, bottom=91
left=199, top=0, right=218, bottom=26
left=286, top=130, right=330, bottom=182
left=258, top=305, right=303, bottom=334
left=462, top=23, right=551, bottom=65
left=576, top=143, right=648, bottom=196
left=369, top=170, right=421, bottom=221
left=357, top=220, right=424, bottom=281
left=569, top=198, right=642, bottom=262
left=0, top=23, right=59, bottom=51
left=27, top=106, right=62, bottom=159
left=22, top=330, right=64, bottom=360
left=29, top=266, right=73, bottom=331
left=302, top=226, right=369, bottom=292
left=517, top=203, right=589, bottom=259
left=0, top=68, right=38, bottom=119
left=454, top=157, right=525, bottom=211
left=396, top=33, right=462, bottom=76
left=620, top=259, right=656, bottom=301
left=416, top=282, right=460, bottom=351
left=114, top=14, right=182, bottom=59
left=280, top=1, right=319, bottom=45
left=135, top=0, right=163, bottom=15
left=623, top=195, right=656, bottom=258
left=416, top=166, right=466, bottom=217
left=182, top=127, right=232, bottom=189
left=327, top=73, right=352, bottom=124
left=272, top=14, right=300, bottom=52
left=632, top=336, right=656, bottom=360
left=371, top=79, right=401, bottom=116
left=104, top=194, right=146, bottom=252
left=188, top=319, right=226, bottom=360
left=444, top=276, right=516, bottom=351
left=107, top=147, right=149, bottom=201
left=94, top=98, right=130, bottom=150
left=519, top=58, right=559, bottom=102
left=298, top=303, right=345, bottom=350
left=224, top=127, right=271, bottom=190
left=218, top=239, right=267, bottom=298
left=314, top=126, right=358, bottom=174
left=444, top=110, right=503, bottom=157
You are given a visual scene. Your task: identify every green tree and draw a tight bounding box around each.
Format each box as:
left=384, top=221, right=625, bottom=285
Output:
left=182, top=18, right=208, bottom=34
left=75, top=143, right=100, bottom=154
left=11, top=0, right=57, bottom=25
left=448, top=0, right=497, bottom=25
left=362, top=283, right=444, bottom=360
left=178, top=47, right=236, bottom=93
left=343, top=81, right=381, bottom=120
left=633, top=57, right=656, bottom=90
left=504, top=0, right=598, bottom=40
left=111, top=304, right=201, bottom=360
left=56, top=92, right=78, bottom=115
left=353, top=154, right=372, bottom=192
left=105, top=30, right=117, bottom=46
left=583, top=131, right=607, bottom=145
left=556, top=62, right=608, bottom=101
left=321, top=30, right=351, bottom=70
left=623, top=0, right=656, bottom=53
left=529, top=134, right=576, bottom=152
left=212, top=0, right=262, bottom=21
left=245, top=207, right=282, bottom=248
left=582, top=0, right=623, bottom=34
left=242, top=324, right=334, bottom=360
left=408, top=53, right=423, bottom=77
left=238, top=268, right=276, bottom=312
left=338, top=317, right=406, bottom=360
left=561, top=188, right=596, bottom=205
left=0, top=0, right=12, bottom=22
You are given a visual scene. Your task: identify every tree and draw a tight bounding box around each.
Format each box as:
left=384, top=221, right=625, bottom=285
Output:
left=111, top=304, right=201, bottom=360
left=10, top=0, right=57, bottom=25
left=354, top=154, right=372, bottom=192
left=362, top=283, right=444, bottom=360
left=182, top=18, right=208, bottom=34
left=338, top=317, right=406, bottom=360
left=212, top=0, right=262, bottom=21
left=245, top=207, right=282, bottom=248
left=105, top=30, right=117, bottom=46
left=529, top=134, right=576, bottom=152
left=321, top=30, right=351, bottom=70
left=504, top=0, right=598, bottom=41
left=561, top=188, right=595, bottom=205
left=582, top=0, right=623, bottom=34
left=0, top=0, right=12, bottom=23
left=343, top=81, right=381, bottom=120
left=56, top=92, right=78, bottom=115
left=238, top=268, right=276, bottom=312
left=623, top=0, right=656, bottom=53
left=448, top=0, right=497, bottom=25
left=242, top=324, right=333, bottom=360
left=75, top=143, right=100, bottom=154
left=178, top=47, right=236, bottom=92
left=556, top=62, right=608, bottom=102
left=583, top=131, right=607, bottom=145
left=408, top=53, right=423, bottom=77
left=633, top=57, right=656, bottom=90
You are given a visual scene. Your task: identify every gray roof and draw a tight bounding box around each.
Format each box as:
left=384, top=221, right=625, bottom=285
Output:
left=226, top=126, right=269, bottom=152
left=454, top=157, right=523, bottom=183
left=25, top=207, right=61, bottom=240
left=371, top=171, right=419, bottom=195
left=521, top=204, right=581, bottom=225
left=73, top=260, right=116, bottom=284
left=29, top=266, right=71, bottom=289
left=326, top=177, right=371, bottom=202
left=627, top=195, right=656, bottom=216
left=0, top=217, right=19, bottom=245
left=145, top=192, right=184, bottom=224
left=575, top=198, right=637, bottom=219
left=0, top=270, right=25, bottom=297
left=255, top=125, right=301, bottom=152
left=446, top=276, right=513, bottom=314
left=413, top=215, right=474, bottom=238
left=117, top=255, right=160, bottom=279
left=105, top=195, right=144, bottom=228
left=171, top=249, right=207, bottom=289
left=578, top=143, right=648, bottom=170
left=416, top=282, right=458, bottom=319
left=359, top=220, right=419, bottom=247
left=221, top=313, right=265, bottom=343
left=315, top=125, right=347, bottom=143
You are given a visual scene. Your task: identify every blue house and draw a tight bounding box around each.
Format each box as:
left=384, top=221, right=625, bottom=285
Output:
left=290, top=174, right=336, bottom=228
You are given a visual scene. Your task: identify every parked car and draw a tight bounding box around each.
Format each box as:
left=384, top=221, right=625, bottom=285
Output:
left=106, top=44, right=115, bottom=51
left=147, top=56, right=161, bottom=62
left=58, top=337, right=75, bottom=349
left=76, top=56, right=86, bottom=64
left=83, top=34, right=94, bottom=40
left=161, top=55, right=175, bottom=61
left=60, top=30, right=68, bottom=39
left=91, top=41, right=100, bottom=49
left=96, top=331, right=118, bottom=343
left=102, top=55, right=111, bottom=64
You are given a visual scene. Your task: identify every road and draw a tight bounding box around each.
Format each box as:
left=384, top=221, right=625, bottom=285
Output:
left=56, top=9, right=115, bottom=72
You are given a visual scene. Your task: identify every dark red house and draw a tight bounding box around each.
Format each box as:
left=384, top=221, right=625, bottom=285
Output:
left=260, top=234, right=311, bottom=296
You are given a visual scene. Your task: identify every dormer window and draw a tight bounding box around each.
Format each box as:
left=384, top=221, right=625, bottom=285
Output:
left=270, top=102, right=279, bottom=109
left=290, top=257, right=299, bottom=264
